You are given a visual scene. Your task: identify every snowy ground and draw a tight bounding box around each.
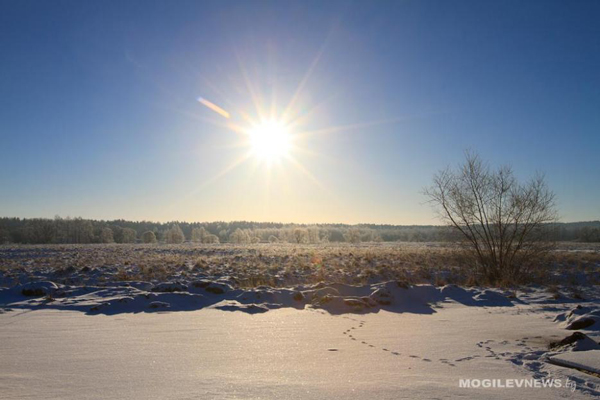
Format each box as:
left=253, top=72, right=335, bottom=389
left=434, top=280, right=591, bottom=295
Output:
left=1, top=244, right=599, bottom=399
left=1, top=288, right=600, bottom=399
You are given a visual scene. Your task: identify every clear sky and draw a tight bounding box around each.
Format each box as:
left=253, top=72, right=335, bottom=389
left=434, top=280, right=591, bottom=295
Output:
left=1, top=0, right=599, bottom=224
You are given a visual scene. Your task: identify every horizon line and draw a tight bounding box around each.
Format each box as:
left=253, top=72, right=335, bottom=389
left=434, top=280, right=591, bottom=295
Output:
left=1, top=215, right=598, bottom=228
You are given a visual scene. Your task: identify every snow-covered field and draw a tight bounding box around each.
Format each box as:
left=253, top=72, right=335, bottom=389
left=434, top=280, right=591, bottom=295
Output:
left=1, top=244, right=599, bottom=399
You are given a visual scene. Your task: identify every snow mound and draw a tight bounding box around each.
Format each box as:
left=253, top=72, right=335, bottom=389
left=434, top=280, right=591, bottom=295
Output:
left=370, top=287, right=393, bottom=305
left=549, top=332, right=600, bottom=352
left=149, top=301, right=170, bottom=309
left=567, top=317, right=598, bottom=330
left=555, top=305, right=600, bottom=331
left=303, top=286, right=340, bottom=301
left=440, top=284, right=471, bottom=299
left=311, top=294, right=376, bottom=314
left=0, top=279, right=521, bottom=316
left=472, top=289, right=512, bottom=306
left=211, top=300, right=270, bottom=314
left=189, top=280, right=232, bottom=295
left=19, top=281, right=58, bottom=297
left=151, top=282, right=187, bottom=293
left=549, top=350, right=600, bottom=375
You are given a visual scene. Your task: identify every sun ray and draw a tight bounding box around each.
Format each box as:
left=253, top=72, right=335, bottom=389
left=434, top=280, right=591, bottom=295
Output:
left=198, top=74, right=241, bottom=111
left=291, top=145, right=324, bottom=159
left=285, top=154, right=324, bottom=189
left=167, top=106, right=249, bottom=136
left=284, top=92, right=340, bottom=133
left=164, top=150, right=254, bottom=215
left=280, top=19, right=340, bottom=125
left=262, top=158, right=273, bottom=217
left=280, top=43, right=327, bottom=125
left=294, top=116, right=411, bottom=140
left=234, top=48, right=266, bottom=122
left=199, top=150, right=254, bottom=190
left=194, top=70, right=263, bottom=128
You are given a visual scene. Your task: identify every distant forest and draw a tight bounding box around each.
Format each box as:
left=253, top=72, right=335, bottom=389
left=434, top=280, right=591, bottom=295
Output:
left=0, top=217, right=599, bottom=244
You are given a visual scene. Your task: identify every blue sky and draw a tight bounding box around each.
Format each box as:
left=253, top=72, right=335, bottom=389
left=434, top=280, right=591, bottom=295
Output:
left=1, top=0, right=599, bottom=224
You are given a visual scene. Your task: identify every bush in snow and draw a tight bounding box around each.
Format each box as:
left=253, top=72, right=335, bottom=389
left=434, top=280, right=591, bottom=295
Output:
left=424, top=151, right=557, bottom=284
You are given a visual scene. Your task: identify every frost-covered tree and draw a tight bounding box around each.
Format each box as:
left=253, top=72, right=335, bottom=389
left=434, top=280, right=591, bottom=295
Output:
left=278, top=229, right=291, bottom=243
left=121, top=228, right=137, bottom=244
left=54, top=217, right=94, bottom=244
left=23, top=219, right=56, bottom=243
left=191, top=227, right=208, bottom=243
left=361, top=230, right=374, bottom=242
left=203, top=233, right=220, bottom=244
left=230, top=228, right=250, bottom=244
left=307, top=227, right=320, bottom=244
left=100, top=227, right=114, bottom=243
left=344, top=228, right=361, bottom=244
left=165, top=224, right=185, bottom=244
left=293, top=228, right=308, bottom=244
left=579, top=226, right=600, bottom=242
left=142, top=231, right=157, bottom=244
left=0, top=227, right=9, bottom=244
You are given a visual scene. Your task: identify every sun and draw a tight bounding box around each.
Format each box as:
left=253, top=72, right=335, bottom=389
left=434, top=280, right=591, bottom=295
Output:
left=247, top=120, right=292, bottom=162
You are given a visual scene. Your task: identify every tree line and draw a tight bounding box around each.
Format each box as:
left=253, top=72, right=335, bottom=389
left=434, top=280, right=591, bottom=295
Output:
left=0, top=216, right=597, bottom=244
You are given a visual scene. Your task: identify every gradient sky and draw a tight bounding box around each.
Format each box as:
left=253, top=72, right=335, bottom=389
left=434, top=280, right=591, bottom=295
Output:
left=1, top=0, right=599, bottom=224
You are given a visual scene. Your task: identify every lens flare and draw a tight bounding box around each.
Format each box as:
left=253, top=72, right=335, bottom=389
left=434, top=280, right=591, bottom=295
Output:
left=197, top=97, right=230, bottom=119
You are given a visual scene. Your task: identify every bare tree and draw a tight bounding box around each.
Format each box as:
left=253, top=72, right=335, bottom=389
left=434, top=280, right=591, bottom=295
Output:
left=424, top=152, right=557, bottom=284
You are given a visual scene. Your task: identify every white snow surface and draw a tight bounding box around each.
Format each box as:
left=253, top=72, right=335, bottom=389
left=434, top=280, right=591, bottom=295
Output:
left=549, top=350, right=600, bottom=375
left=1, top=296, right=600, bottom=399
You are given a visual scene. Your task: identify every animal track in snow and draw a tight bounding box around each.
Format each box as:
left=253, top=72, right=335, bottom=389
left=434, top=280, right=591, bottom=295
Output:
left=340, top=316, right=447, bottom=365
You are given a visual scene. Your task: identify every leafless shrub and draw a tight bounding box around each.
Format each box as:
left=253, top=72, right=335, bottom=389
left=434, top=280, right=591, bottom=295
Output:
left=424, top=151, right=557, bottom=284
